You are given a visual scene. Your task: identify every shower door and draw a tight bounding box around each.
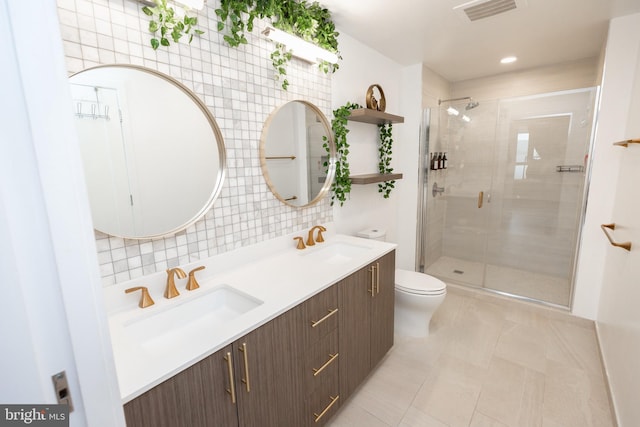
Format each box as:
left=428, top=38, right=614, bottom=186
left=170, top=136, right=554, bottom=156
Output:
left=426, top=88, right=597, bottom=307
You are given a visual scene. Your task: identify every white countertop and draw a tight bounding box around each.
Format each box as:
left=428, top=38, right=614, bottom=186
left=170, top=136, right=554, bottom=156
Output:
left=104, top=228, right=396, bottom=403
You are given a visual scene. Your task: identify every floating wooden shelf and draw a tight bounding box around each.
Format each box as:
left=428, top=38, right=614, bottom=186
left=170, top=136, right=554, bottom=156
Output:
left=613, top=139, right=640, bottom=147
left=350, top=173, right=403, bottom=184
left=347, top=109, right=404, bottom=125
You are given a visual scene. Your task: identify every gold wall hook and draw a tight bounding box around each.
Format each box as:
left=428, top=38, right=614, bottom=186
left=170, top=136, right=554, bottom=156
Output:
left=293, top=236, right=306, bottom=250
left=125, top=286, right=155, bottom=308
left=165, top=267, right=187, bottom=298
left=186, top=266, right=205, bottom=290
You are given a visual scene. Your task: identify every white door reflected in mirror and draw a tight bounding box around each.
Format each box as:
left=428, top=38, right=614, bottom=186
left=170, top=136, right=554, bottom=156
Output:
left=69, top=65, right=226, bottom=239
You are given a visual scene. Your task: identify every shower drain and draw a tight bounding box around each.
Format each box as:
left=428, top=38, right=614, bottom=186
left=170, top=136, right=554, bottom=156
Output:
left=453, top=269, right=465, bottom=274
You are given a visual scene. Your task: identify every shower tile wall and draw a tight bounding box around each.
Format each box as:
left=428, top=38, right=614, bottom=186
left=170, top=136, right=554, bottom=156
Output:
left=441, top=101, right=499, bottom=264
left=424, top=109, right=445, bottom=269
left=438, top=90, right=594, bottom=281
left=57, top=0, right=333, bottom=286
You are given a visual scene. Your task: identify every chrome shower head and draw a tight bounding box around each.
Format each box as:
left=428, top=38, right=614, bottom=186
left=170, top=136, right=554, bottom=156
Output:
left=465, top=101, right=480, bottom=110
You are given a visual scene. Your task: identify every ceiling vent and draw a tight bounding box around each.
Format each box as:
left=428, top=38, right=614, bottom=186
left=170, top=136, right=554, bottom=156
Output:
left=454, top=0, right=527, bottom=22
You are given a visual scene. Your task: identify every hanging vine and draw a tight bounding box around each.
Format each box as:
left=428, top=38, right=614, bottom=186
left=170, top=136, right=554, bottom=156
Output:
left=215, top=0, right=340, bottom=90
left=323, top=102, right=361, bottom=206
left=377, top=123, right=395, bottom=198
left=141, top=0, right=204, bottom=50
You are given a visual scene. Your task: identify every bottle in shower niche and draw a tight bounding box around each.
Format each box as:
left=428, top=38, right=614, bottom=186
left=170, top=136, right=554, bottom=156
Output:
left=430, top=153, right=436, bottom=170
left=442, top=152, right=448, bottom=169
left=436, top=152, right=443, bottom=170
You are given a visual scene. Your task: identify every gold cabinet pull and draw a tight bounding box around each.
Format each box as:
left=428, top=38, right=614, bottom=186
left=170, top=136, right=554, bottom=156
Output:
left=369, top=265, right=376, bottom=297
left=314, top=395, right=339, bottom=423
left=601, top=223, right=632, bottom=251
left=478, top=191, right=484, bottom=208
left=312, top=353, right=339, bottom=377
left=311, top=308, right=338, bottom=327
left=224, top=352, right=236, bottom=404
left=238, top=342, right=251, bottom=392
left=375, top=262, right=380, bottom=294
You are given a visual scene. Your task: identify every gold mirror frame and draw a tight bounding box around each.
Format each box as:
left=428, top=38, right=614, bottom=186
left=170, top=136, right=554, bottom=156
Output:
left=260, top=100, right=336, bottom=208
left=70, top=64, right=227, bottom=239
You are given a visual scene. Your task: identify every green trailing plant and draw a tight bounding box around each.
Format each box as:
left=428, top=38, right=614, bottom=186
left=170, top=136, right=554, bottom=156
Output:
left=377, top=123, right=395, bottom=198
left=323, top=102, right=361, bottom=206
left=215, top=0, right=340, bottom=90
left=270, top=43, right=293, bottom=90
left=142, top=0, right=204, bottom=50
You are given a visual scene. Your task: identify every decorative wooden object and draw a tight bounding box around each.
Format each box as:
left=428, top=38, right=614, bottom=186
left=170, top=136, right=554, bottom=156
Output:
left=365, top=84, right=386, bottom=112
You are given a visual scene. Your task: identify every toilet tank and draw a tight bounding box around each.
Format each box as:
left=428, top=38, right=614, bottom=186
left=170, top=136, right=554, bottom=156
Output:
left=356, top=228, right=386, bottom=242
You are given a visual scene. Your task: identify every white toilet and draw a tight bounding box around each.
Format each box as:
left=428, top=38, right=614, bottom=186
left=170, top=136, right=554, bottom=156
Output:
left=357, top=228, right=447, bottom=338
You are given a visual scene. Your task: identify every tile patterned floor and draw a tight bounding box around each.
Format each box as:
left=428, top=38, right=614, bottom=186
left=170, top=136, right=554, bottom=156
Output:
left=327, top=285, right=614, bottom=427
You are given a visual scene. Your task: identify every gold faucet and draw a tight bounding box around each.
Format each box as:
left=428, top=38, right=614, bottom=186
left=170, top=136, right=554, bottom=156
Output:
left=306, top=225, right=327, bottom=246
left=186, top=266, right=206, bottom=291
left=165, top=267, right=187, bottom=299
left=125, top=286, right=154, bottom=308
left=293, top=236, right=306, bottom=250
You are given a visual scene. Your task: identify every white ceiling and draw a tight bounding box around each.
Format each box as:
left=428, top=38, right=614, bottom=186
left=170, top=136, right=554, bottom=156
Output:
left=320, top=0, right=640, bottom=82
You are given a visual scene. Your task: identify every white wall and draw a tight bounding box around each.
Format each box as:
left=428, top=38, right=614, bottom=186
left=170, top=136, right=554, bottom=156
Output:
left=572, top=14, right=640, bottom=320
left=589, top=13, right=640, bottom=427
left=1, top=1, right=124, bottom=425
left=331, top=32, right=422, bottom=269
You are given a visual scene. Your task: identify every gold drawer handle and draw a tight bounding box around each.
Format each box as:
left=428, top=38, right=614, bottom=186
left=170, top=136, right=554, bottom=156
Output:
left=313, top=395, right=339, bottom=423
left=224, top=352, right=236, bottom=404
left=312, top=353, right=339, bottom=377
left=311, top=308, right=338, bottom=328
left=601, top=223, right=632, bottom=251
left=478, top=191, right=484, bottom=208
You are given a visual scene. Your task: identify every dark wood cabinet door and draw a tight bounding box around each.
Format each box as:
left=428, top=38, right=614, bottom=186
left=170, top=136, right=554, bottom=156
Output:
left=338, top=266, right=372, bottom=402
left=234, top=305, right=306, bottom=427
left=198, top=346, right=241, bottom=427
left=370, top=251, right=395, bottom=368
left=123, top=344, right=238, bottom=427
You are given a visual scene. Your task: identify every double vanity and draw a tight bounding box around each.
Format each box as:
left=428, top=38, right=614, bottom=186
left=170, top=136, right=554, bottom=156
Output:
left=70, top=63, right=397, bottom=425
left=105, top=229, right=396, bottom=426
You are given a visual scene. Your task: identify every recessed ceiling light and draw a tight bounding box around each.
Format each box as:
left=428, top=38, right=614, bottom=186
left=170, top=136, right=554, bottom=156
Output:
left=500, top=56, right=518, bottom=64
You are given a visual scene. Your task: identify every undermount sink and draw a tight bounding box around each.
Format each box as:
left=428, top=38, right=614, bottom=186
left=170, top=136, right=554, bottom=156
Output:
left=301, top=241, right=372, bottom=264
left=123, top=284, right=263, bottom=352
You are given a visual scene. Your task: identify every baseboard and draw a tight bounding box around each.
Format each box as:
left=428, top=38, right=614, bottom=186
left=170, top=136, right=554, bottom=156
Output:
left=594, top=321, right=620, bottom=427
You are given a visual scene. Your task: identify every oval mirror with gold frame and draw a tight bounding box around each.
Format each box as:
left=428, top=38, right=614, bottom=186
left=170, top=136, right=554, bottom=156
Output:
left=69, top=64, right=226, bottom=239
left=260, top=101, right=336, bottom=207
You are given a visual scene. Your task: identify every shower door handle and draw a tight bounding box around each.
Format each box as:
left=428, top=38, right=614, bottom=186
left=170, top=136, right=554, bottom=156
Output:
left=478, top=191, right=484, bottom=208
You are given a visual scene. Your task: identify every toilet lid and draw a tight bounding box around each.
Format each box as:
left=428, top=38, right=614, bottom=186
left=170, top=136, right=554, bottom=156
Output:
left=395, top=269, right=447, bottom=295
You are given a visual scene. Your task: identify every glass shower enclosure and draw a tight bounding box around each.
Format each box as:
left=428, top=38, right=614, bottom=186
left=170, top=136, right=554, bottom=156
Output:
left=417, top=88, right=598, bottom=307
